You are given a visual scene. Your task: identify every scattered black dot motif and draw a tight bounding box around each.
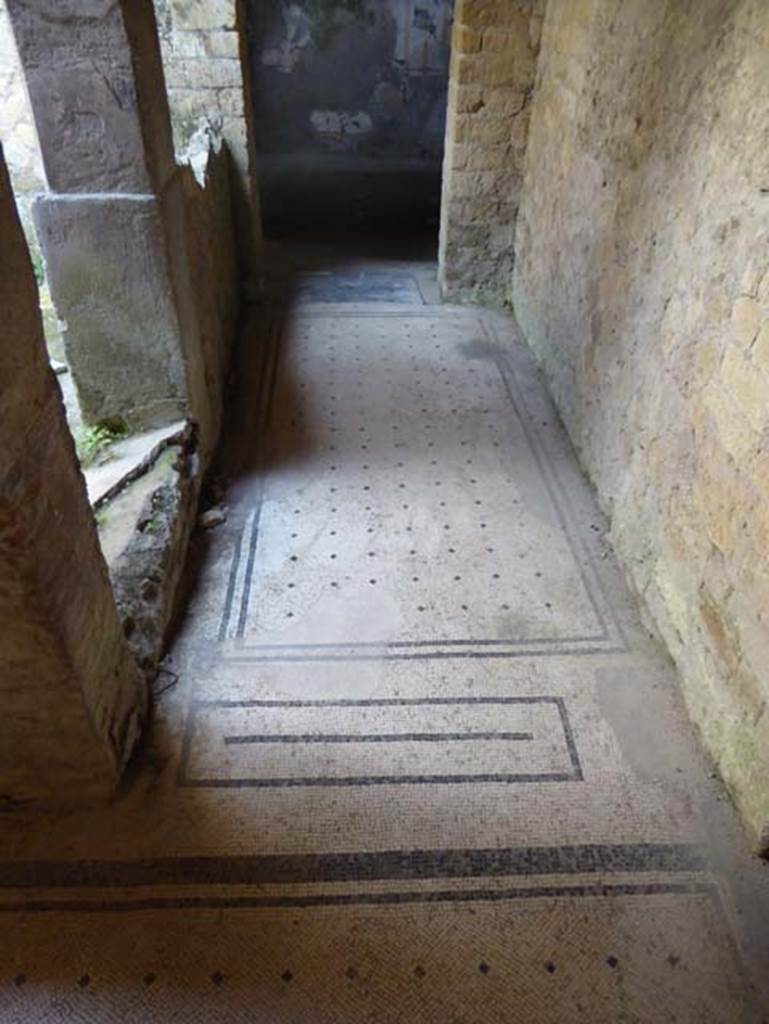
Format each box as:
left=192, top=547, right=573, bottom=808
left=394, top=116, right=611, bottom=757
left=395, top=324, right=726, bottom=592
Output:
left=246, top=315, right=586, bottom=637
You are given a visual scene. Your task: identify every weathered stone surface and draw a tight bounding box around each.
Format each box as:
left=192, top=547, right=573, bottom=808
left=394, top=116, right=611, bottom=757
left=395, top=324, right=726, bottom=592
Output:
left=9, top=0, right=240, bottom=450
left=156, top=0, right=262, bottom=286
left=438, top=0, right=543, bottom=306
left=164, top=56, right=242, bottom=89
left=171, top=27, right=239, bottom=58
left=0, top=1, right=241, bottom=805
left=0, top=147, right=146, bottom=803
left=101, top=436, right=201, bottom=678
left=6, top=0, right=175, bottom=194
left=198, top=504, right=227, bottom=529
left=513, top=0, right=769, bottom=852
left=0, top=2, right=44, bottom=246
left=176, top=128, right=239, bottom=459
left=172, top=0, right=237, bottom=31
left=33, top=194, right=188, bottom=430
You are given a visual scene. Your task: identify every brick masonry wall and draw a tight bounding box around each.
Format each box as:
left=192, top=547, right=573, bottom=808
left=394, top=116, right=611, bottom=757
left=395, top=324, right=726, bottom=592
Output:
left=438, top=0, right=544, bottom=306
left=513, top=0, right=769, bottom=851
left=156, top=0, right=262, bottom=285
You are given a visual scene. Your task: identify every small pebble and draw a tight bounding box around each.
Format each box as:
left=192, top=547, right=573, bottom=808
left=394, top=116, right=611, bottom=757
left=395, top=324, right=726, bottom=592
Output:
left=199, top=506, right=227, bottom=530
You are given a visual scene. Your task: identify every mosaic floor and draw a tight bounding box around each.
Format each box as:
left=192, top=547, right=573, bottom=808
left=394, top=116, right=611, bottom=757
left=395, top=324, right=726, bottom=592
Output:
left=1, top=246, right=768, bottom=1023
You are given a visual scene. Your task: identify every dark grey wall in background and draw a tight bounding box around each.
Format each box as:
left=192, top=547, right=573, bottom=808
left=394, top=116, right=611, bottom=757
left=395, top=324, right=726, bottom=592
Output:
left=247, top=0, right=454, bottom=234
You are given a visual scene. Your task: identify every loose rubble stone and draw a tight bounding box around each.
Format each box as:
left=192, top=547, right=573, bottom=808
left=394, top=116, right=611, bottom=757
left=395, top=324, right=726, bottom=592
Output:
left=199, top=505, right=227, bottom=529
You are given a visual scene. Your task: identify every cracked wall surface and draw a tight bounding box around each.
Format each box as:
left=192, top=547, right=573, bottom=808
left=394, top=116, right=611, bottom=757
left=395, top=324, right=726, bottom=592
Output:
left=513, top=0, right=769, bottom=851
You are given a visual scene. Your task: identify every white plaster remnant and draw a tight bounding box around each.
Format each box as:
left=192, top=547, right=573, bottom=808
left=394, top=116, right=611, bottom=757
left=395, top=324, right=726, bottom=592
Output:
left=310, top=109, right=373, bottom=139
left=261, top=2, right=311, bottom=72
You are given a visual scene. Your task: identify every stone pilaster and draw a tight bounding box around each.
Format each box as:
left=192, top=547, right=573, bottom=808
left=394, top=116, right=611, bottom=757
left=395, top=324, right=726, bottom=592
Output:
left=7, top=0, right=194, bottom=430
left=0, top=147, right=146, bottom=802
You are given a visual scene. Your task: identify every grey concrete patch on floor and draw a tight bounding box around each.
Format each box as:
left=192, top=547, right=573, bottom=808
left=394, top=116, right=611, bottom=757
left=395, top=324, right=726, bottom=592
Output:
left=1, top=251, right=768, bottom=1023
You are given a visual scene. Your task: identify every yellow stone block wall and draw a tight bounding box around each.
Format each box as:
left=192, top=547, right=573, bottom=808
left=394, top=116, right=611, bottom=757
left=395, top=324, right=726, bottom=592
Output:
left=513, top=0, right=769, bottom=851
left=156, top=0, right=263, bottom=286
left=438, top=0, right=544, bottom=305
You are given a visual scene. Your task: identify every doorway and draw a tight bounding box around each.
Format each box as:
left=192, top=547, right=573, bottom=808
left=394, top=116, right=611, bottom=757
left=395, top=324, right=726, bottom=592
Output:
left=247, top=0, right=454, bottom=238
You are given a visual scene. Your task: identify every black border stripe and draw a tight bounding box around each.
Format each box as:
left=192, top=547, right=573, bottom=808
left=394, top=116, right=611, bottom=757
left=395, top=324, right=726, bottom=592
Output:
left=194, top=696, right=569, bottom=708
left=216, top=525, right=244, bottom=644
left=224, top=731, right=535, bottom=745
left=0, top=882, right=714, bottom=915
left=485, top=317, right=627, bottom=649
left=217, top=313, right=282, bottom=641
left=0, top=843, right=704, bottom=890
left=222, top=312, right=625, bottom=655
left=179, top=694, right=583, bottom=788
left=223, top=644, right=624, bottom=663
left=180, top=772, right=579, bottom=789
left=236, top=314, right=285, bottom=639
left=233, top=635, right=609, bottom=650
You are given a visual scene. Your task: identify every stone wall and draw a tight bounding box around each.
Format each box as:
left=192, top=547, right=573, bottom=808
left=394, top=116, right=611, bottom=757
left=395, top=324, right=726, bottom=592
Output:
left=179, top=127, right=240, bottom=461
left=0, top=0, right=44, bottom=253
left=0, top=0, right=259, bottom=283
left=438, top=0, right=543, bottom=305
left=513, top=0, right=769, bottom=851
left=9, top=0, right=240, bottom=452
left=0, top=147, right=147, bottom=802
left=155, top=0, right=262, bottom=285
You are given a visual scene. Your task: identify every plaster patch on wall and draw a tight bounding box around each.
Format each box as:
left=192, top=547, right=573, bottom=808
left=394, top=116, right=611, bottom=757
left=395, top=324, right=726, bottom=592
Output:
left=310, top=109, right=373, bottom=147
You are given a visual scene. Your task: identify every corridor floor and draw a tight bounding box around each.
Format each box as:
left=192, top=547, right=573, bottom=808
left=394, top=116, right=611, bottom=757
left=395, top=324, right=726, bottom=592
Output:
left=1, top=244, right=768, bottom=1023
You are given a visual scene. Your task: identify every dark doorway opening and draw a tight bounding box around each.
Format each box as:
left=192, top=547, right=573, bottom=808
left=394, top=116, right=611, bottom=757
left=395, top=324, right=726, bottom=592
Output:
left=247, top=0, right=454, bottom=238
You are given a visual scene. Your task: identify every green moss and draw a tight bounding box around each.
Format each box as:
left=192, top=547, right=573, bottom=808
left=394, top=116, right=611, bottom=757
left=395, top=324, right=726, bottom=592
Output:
left=30, top=248, right=45, bottom=287
left=75, top=423, right=126, bottom=468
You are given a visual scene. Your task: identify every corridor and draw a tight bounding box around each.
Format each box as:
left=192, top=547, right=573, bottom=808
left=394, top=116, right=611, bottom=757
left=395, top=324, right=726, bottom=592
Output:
left=2, top=244, right=768, bottom=1023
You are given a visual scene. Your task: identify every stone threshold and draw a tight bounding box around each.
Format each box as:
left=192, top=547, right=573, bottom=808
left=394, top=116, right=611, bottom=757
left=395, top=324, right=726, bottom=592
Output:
left=86, top=420, right=189, bottom=509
